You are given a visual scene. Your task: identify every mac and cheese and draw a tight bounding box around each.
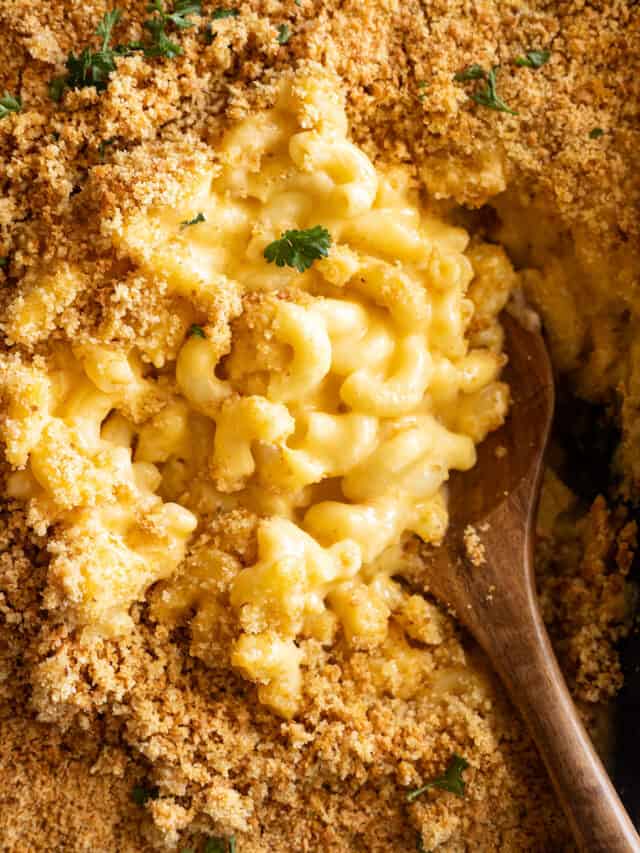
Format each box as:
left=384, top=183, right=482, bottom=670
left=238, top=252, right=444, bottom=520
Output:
left=0, top=74, right=514, bottom=717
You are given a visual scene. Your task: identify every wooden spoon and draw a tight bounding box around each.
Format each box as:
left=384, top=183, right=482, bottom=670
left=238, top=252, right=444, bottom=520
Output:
left=421, top=314, right=640, bottom=852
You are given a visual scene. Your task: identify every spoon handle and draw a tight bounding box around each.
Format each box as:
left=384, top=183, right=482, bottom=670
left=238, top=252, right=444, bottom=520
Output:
left=468, top=512, right=640, bottom=853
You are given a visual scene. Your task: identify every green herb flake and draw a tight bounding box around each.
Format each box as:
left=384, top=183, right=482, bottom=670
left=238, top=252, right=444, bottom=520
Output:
left=229, top=837, right=237, bottom=853
left=98, top=136, right=117, bottom=160
left=295, top=0, right=302, bottom=5
left=471, top=66, right=518, bottom=115
left=188, top=324, right=206, bottom=338
left=49, top=9, right=124, bottom=101
left=406, top=754, right=470, bottom=803
left=515, top=49, right=550, bottom=69
left=142, top=19, right=183, bottom=59
left=164, top=0, right=202, bottom=29
left=203, top=839, right=228, bottom=853
left=49, top=78, right=67, bottom=102
left=277, top=23, right=291, bottom=44
left=454, top=64, right=517, bottom=115
left=453, top=63, right=485, bottom=82
left=589, top=127, right=605, bottom=139
left=131, top=785, right=159, bottom=806
left=212, top=7, right=239, bottom=18
left=180, top=212, right=206, bottom=228
left=0, top=92, right=22, bottom=119
left=141, top=0, right=202, bottom=59
left=0, top=258, right=7, bottom=268
left=50, top=1, right=202, bottom=98
left=264, top=226, right=331, bottom=273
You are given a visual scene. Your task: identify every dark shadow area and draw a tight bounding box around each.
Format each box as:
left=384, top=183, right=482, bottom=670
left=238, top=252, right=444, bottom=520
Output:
left=553, top=384, right=639, bottom=825
left=615, top=614, right=640, bottom=826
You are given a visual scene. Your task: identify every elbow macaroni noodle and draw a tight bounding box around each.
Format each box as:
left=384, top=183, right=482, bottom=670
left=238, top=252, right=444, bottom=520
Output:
left=0, top=74, right=513, bottom=718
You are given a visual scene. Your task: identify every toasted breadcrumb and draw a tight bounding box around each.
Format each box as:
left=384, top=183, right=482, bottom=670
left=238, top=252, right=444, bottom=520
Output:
left=0, top=1, right=638, bottom=851
left=464, top=524, right=487, bottom=568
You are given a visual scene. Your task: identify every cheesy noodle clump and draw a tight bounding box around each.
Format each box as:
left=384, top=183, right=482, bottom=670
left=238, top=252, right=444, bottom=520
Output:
left=0, top=74, right=515, bottom=718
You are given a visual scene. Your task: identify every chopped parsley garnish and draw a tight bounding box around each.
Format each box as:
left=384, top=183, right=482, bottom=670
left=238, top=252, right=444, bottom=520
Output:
left=142, top=0, right=202, bottom=59
left=0, top=92, right=22, bottom=119
left=180, top=212, right=206, bottom=228
left=50, top=3, right=203, bottom=100
left=0, top=258, right=7, bottom=268
left=151, top=0, right=201, bottom=28
left=515, top=49, right=550, bottom=69
left=471, top=66, right=517, bottom=114
left=453, top=63, right=485, bottom=82
left=204, top=838, right=236, bottom=853
left=98, top=136, right=117, bottom=160
left=212, top=6, right=239, bottom=18
left=406, top=754, right=469, bottom=803
left=454, top=64, right=517, bottom=114
left=131, top=784, right=159, bottom=806
left=264, top=226, right=331, bottom=272
left=188, top=324, right=206, bottom=338
left=589, top=127, right=605, bottom=139
left=277, top=23, right=291, bottom=44
left=50, top=9, right=124, bottom=101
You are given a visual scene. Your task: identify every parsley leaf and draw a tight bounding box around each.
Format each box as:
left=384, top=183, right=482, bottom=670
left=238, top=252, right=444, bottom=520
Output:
left=180, top=212, right=206, bottom=228
left=277, top=23, right=291, bottom=44
left=50, top=2, right=201, bottom=97
left=406, top=754, right=469, bottom=803
left=131, top=785, right=159, bottom=806
left=98, top=136, right=117, bottom=160
left=142, top=21, right=183, bottom=58
left=515, top=49, right=550, bottom=69
left=204, top=838, right=235, bottom=853
left=589, top=127, right=605, bottom=139
left=97, top=8, right=124, bottom=48
left=471, top=66, right=517, bottom=115
left=453, top=63, right=485, bottom=82
left=143, top=0, right=202, bottom=58
left=0, top=92, right=22, bottom=119
left=212, top=7, right=239, bottom=18
left=264, top=226, right=331, bottom=272
left=49, top=78, right=67, bottom=102
left=188, top=324, right=206, bottom=338
left=50, top=9, right=124, bottom=101
left=454, top=64, right=517, bottom=115
left=0, top=257, right=7, bottom=268
left=165, top=0, right=202, bottom=28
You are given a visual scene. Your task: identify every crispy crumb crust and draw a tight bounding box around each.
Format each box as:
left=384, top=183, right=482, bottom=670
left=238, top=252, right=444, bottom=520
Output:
left=0, top=1, right=638, bottom=851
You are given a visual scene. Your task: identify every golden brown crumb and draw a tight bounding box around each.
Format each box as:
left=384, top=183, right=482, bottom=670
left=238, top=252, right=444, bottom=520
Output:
left=463, top=524, right=487, bottom=567
left=0, top=1, right=638, bottom=851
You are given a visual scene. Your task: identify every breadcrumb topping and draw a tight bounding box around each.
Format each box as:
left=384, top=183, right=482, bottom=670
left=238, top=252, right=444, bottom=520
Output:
left=0, top=1, right=638, bottom=851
